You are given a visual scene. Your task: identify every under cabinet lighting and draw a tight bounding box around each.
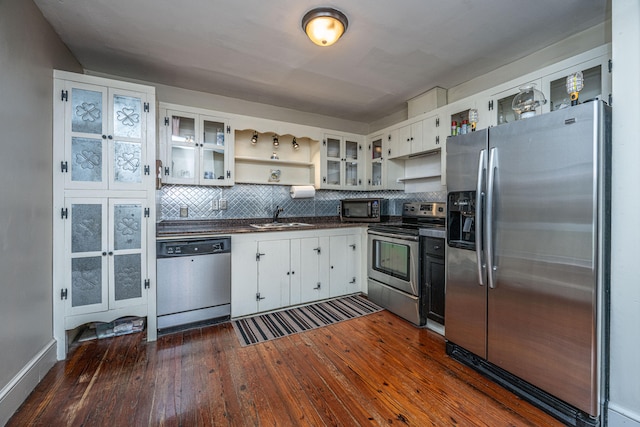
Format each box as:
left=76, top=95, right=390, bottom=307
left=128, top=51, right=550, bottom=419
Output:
left=251, top=131, right=258, bottom=144
left=273, top=135, right=279, bottom=147
left=292, top=137, right=300, bottom=150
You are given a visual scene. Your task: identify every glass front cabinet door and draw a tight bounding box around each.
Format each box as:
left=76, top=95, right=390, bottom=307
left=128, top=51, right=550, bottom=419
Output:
left=320, top=133, right=364, bottom=190
left=64, top=198, right=148, bottom=319
left=63, top=82, right=151, bottom=191
left=160, top=104, right=233, bottom=186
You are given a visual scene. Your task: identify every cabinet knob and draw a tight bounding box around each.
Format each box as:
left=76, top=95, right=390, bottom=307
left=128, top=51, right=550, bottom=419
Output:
left=102, top=135, right=107, bottom=139
left=108, top=135, right=113, bottom=140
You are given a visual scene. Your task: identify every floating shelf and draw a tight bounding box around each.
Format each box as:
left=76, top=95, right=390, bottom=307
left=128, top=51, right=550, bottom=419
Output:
left=397, top=174, right=441, bottom=183
left=235, top=156, right=314, bottom=167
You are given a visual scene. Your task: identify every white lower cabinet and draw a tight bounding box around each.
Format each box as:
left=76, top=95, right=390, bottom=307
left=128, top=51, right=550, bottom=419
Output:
left=256, top=239, right=293, bottom=312
left=231, top=228, right=363, bottom=317
left=63, top=197, right=149, bottom=325
left=329, top=234, right=360, bottom=297
left=297, top=237, right=330, bottom=304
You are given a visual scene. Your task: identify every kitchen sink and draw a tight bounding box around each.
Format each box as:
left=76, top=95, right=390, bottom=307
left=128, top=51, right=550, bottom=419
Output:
left=249, top=222, right=312, bottom=229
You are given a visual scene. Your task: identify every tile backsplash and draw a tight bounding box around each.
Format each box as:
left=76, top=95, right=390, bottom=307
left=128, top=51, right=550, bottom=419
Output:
left=158, top=184, right=446, bottom=221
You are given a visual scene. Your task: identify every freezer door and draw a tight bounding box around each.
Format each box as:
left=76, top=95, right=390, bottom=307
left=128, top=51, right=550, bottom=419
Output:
left=446, top=130, right=488, bottom=192
left=485, top=102, right=608, bottom=416
left=445, top=130, right=488, bottom=358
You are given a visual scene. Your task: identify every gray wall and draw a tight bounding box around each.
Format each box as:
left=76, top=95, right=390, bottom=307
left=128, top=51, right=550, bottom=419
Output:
left=609, top=1, right=640, bottom=425
left=0, top=0, right=81, bottom=423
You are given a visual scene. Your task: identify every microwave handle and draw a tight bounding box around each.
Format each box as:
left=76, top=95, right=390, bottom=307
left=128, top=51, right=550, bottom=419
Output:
left=368, top=202, right=372, bottom=217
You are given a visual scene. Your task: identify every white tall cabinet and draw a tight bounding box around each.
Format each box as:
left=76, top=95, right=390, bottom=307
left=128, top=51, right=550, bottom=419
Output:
left=52, top=71, right=157, bottom=358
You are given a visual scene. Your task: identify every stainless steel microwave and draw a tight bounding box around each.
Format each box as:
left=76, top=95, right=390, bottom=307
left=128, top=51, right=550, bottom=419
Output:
left=340, top=198, right=389, bottom=222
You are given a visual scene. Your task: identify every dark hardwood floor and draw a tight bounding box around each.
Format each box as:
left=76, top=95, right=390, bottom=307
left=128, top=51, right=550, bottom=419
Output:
left=8, top=310, right=563, bottom=426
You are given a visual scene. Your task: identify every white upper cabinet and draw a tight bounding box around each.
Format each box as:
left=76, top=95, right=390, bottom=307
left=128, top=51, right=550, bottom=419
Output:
left=319, top=133, right=365, bottom=190
left=159, top=103, right=234, bottom=186
left=393, top=120, right=423, bottom=158
left=61, top=81, right=152, bottom=191
left=421, top=113, right=444, bottom=153
left=366, top=131, right=404, bottom=190
left=481, top=49, right=610, bottom=128
left=542, top=57, right=610, bottom=113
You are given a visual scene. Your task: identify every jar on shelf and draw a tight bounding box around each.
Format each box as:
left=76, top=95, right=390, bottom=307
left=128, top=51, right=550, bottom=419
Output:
left=512, top=83, right=547, bottom=119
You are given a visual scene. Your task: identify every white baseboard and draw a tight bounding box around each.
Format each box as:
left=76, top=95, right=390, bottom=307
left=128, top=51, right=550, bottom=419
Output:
left=608, top=403, right=640, bottom=427
left=0, top=340, right=57, bottom=426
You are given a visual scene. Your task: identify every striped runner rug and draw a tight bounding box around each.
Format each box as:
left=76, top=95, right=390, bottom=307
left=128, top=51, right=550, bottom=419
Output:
left=232, top=294, right=383, bottom=346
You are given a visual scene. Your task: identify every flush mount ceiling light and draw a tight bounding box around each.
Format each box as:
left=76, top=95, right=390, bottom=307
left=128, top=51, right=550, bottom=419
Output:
left=302, top=7, right=348, bottom=47
left=251, top=131, right=258, bottom=144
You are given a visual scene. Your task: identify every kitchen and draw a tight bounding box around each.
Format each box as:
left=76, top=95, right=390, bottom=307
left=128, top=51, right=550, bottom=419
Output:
left=1, top=1, right=639, bottom=426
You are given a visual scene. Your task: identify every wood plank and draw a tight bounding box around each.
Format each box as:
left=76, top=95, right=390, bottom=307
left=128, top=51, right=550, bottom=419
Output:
left=7, top=311, right=566, bottom=427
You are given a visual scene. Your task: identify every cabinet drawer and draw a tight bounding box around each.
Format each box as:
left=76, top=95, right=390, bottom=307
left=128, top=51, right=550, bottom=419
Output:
left=422, top=237, right=445, bottom=257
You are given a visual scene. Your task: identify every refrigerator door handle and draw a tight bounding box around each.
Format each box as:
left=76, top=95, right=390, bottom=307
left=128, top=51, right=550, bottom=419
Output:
left=476, top=149, right=486, bottom=286
left=486, top=147, right=498, bottom=289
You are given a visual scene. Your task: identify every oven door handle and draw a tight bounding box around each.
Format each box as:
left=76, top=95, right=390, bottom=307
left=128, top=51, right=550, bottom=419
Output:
left=367, top=230, right=419, bottom=242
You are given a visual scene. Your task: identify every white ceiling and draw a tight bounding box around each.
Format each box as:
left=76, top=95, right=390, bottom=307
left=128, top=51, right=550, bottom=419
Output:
left=34, top=0, right=608, bottom=123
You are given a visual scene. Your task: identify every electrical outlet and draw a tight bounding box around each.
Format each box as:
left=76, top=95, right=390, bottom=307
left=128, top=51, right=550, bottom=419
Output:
left=219, top=199, right=227, bottom=210
left=211, top=200, right=219, bottom=211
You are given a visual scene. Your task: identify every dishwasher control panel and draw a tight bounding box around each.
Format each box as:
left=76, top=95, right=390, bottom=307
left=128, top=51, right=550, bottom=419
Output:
left=157, top=237, right=231, bottom=258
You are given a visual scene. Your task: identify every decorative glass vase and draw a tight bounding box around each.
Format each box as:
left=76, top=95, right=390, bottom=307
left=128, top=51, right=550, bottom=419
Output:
left=512, top=83, right=547, bottom=119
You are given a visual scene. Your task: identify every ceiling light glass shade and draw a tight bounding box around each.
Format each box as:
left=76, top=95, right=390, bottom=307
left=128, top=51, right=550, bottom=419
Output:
left=302, top=7, right=348, bottom=46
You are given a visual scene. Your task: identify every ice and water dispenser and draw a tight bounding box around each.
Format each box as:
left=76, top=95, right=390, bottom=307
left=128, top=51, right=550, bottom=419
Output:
left=447, top=191, right=477, bottom=250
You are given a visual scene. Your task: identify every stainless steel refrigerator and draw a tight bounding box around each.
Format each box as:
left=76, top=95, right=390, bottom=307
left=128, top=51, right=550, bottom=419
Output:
left=445, top=101, right=610, bottom=427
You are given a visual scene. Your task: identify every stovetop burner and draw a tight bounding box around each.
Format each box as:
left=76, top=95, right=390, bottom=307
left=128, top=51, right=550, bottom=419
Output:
left=369, top=202, right=446, bottom=238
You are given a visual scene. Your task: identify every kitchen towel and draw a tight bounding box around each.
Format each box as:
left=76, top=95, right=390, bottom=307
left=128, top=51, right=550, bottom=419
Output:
left=290, top=185, right=315, bottom=198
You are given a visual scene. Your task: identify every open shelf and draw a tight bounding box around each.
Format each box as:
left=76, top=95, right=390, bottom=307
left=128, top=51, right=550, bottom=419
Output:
left=235, top=156, right=313, bottom=167
left=397, top=174, right=441, bottom=182
left=234, top=129, right=318, bottom=186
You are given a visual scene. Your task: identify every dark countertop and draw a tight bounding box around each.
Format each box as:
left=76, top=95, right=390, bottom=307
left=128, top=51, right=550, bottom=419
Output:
left=156, top=216, right=386, bottom=240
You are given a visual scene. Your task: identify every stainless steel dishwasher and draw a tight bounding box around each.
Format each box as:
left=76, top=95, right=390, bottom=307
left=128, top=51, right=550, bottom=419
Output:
left=156, top=237, right=231, bottom=332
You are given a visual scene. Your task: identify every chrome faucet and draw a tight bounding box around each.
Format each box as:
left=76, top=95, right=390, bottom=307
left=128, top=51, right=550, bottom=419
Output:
left=273, top=206, right=283, bottom=222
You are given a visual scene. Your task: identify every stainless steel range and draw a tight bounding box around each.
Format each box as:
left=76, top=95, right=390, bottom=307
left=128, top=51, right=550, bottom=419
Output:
left=367, top=202, right=446, bottom=329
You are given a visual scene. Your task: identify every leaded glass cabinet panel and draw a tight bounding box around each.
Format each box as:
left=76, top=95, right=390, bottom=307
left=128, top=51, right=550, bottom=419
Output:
left=109, top=199, right=146, bottom=309
left=64, top=198, right=147, bottom=317
left=66, top=199, right=109, bottom=316
left=63, top=81, right=149, bottom=191
left=65, top=84, right=108, bottom=189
